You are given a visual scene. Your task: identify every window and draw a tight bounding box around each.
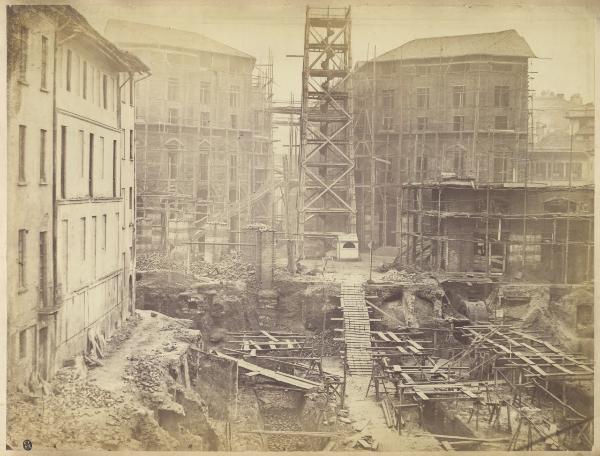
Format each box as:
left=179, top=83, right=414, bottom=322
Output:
left=200, top=82, right=211, bottom=104
left=200, top=112, right=210, bottom=127
left=452, top=86, right=465, bottom=108
left=60, top=126, right=66, bottom=197
left=416, top=117, right=428, bottom=131
left=116, top=212, right=120, bottom=251
left=102, top=74, right=108, bottom=109
left=448, top=63, right=468, bottom=73
left=79, top=130, right=84, bottom=177
left=19, top=330, right=27, bottom=359
left=230, top=114, right=237, bottom=129
left=129, top=79, right=134, bottom=107
left=382, top=90, right=394, bottom=111
left=168, top=108, right=179, bottom=124
left=66, top=49, right=72, bottom=92
left=167, top=78, right=179, bottom=101
left=102, top=214, right=107, bottom=250
left=95, top=69, right=100, bottom=106
left=199, top=154, right=208, bottom=181
left=18, top=26, right=28, bottom=81
left=572, top=162, right=583, bottom=180
left=168, top=152, right=178, bottom=179
left=230, top=155, right=237, bottom=181
left=89, top=133, right=94, bottom=196
left=82, top=61, right=87, bottom=99
left=552, top=162, right=565, bottom=179
left=91, top=216, right=97, bottom=275
left=39, top=231, right=48, bottom=306
left=533, top=162, right=547, bottom=179
left=100, top=136, right=105, bottom=179
left=453, top=116, right=464, bottom=132
left=129, top=187, right=133, bottom=210
left=416, top=87, right=429, bottom=108
left=18, top=125, right=26, bottom=183
left=167, top=53, right=182, bottom=66
left=18, top=229, right=27, bottom=288
left=39, top=129, right=47, bottom=183
left=129, top=130, right=134, bottom=159
left=492, top=63, right=512, bottom=72
left=81, top=217, right=86, bottom=260
left=494, top=116, right=508, bottom=130
left=229, top=85, right=240, bottom=108
left=494, top=86, right=510, bottom=107
left=254, top=111, right=262, bottom=131
left=383, top=117, right=393, bottom=130
left=61, top=220, right=68, bottom=292
left=416, top=65, right=430, bottom=76
left=40, top=35, right=48, bottom=89
left=113, top=140, right=117, bottom=197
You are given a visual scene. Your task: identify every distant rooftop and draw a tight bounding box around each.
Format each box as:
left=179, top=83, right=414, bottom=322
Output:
left=105, top=19, right=254, bottom=60
left=374, top=29, right=535, bottom=62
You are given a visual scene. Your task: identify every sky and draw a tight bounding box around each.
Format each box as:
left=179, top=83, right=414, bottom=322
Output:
left=69, top=0, right=596, bottom=101
left=36, top=0, right=598, bottom=153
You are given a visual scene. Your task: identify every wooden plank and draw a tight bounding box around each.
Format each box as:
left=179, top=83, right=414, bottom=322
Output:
left=415, top=391, right=429, bottom=400
left=376, top=331, right=390, bottom=342
left=216, top=352, right=322, bottom=390
left=387, top=332, right=402, bottom=343
left=261, top=330, right=279, bottom=342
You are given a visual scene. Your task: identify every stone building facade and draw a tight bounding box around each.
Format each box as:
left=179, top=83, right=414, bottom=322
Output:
left=7, top=5, right=148, bottom=386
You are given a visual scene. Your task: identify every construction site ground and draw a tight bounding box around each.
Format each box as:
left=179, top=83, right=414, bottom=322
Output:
left=7, top=311, right=209, bottom=451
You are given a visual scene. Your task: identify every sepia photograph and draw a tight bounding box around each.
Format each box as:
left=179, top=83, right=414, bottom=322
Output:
left=3, top=0, right=597, bottom=452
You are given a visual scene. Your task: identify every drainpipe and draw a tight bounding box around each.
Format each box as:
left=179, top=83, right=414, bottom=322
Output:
left=50, top=24, right=58, bottom=373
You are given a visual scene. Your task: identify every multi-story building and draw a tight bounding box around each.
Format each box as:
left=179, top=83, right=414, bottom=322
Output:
left=7, top=5, right=148, bottom=386
left=354, top=30, right=594, bottom=288
left=104, top=20, right=273, bottom=258
left=533, top=91, right=584, bottom=140
left=529, top=102, right=594, bottom=186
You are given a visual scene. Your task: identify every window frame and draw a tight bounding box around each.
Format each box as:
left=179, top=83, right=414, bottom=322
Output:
left=40, top=35, right=48, bottom=90
left=416, top=87, right=430, bottom=109
left=452, top=85, right=465, bottom=108
left=494, top=85, right=510, bottom=108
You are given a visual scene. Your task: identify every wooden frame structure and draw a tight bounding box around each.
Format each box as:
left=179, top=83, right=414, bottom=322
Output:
left=299, top=6, right=356, bottom=254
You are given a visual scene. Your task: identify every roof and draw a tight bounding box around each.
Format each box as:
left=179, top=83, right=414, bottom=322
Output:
left=38, top=6, right=149, bottom=73
left=104, top=19, right=254, bottom=61
left=374, top=29, right=535, bottom=62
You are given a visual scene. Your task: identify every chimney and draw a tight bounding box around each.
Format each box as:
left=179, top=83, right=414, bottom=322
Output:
left=570, top=93, right=582, bottom=105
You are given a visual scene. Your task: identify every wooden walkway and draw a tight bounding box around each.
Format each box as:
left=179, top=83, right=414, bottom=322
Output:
left=341, top=282, right=372, bottom=375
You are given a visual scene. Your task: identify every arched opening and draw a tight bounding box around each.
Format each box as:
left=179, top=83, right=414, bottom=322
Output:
left=544, top=197, right=577, bottom=213
left=443, top=144, right=467, bottom=178
left=343, top=241, right=356, bottom=249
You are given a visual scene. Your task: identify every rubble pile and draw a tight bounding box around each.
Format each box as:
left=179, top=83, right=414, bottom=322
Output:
left=7, top=367, right=144, bottom=450
left=263, top=409, right=311, bottom=451
left=53, top=369, right=120, bottom=409
left=381, top=269, right=439, bottom=286
left=137, top=251, right=256, bottom=282
left=245, top=222, right=272, bottom=231
left=125, top=354, right=168, bottom=394
left=137, top=252, right=186, bottom=272
left=311, top=330, right=344, bottom=357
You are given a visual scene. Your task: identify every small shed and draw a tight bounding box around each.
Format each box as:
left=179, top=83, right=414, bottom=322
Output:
left=336, top=233, right=359, bottom=261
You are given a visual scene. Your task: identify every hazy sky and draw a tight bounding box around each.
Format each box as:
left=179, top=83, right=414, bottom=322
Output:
left=70, top=0, right=596, bottom=102
left=46, top=0, right=597, bottom=152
